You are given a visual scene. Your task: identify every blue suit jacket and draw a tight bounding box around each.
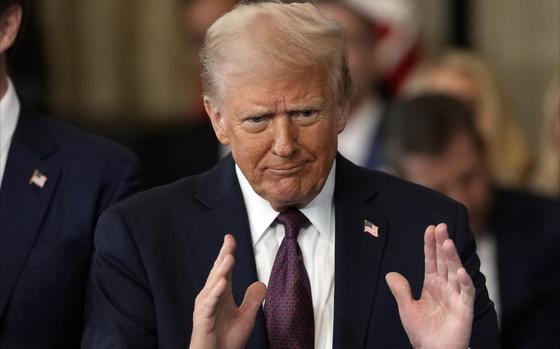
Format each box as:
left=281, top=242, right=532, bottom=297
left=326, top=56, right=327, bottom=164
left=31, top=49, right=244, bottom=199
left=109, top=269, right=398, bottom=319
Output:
left=0, top=101, right=141, bottom=348
left=82, top=154, right=500, bottom=348
left=489, top=189, right=560, bottom=347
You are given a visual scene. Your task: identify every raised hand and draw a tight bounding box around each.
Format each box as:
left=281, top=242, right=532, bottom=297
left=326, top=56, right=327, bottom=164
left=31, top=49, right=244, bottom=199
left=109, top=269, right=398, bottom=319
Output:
left=189, top=234, right=266, bottom=349
left=386, top=223, right=475, bottom=349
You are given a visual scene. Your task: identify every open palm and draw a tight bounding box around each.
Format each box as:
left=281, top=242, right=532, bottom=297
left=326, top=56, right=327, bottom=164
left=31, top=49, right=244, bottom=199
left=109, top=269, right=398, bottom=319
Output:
left=386, top=224, right=475, bottom=349
left=190, top=235, right=266, bottom=349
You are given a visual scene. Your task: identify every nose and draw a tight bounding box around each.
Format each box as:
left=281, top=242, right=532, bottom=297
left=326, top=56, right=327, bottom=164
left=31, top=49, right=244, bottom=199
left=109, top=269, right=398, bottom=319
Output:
left=271, top=116, right=298, bottom=157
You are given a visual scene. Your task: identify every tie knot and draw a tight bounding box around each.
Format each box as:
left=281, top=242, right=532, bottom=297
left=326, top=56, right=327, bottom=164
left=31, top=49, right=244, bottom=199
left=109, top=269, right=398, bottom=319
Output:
left=276, top=208, right=309, bottom=239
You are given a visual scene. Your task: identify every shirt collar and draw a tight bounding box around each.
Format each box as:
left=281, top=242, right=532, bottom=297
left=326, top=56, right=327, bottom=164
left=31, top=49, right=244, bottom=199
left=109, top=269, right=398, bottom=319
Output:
left=236, top=160, right=336, bottom=246
left=0, top=78, right=20, bottom=154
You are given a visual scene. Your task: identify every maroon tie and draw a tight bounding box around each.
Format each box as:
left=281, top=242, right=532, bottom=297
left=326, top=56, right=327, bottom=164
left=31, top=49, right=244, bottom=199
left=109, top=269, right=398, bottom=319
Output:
left=264, top=208, right=314, bottom=349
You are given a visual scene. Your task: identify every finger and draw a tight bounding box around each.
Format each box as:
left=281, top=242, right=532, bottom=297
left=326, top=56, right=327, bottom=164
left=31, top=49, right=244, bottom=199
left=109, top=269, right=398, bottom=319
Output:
left=214, top=234, right=237, bottom=273
left=209, top=253, right=236, bottom=289
left=197, top=277, right=227, bottom=320
left=204, top=236, right=229, bottom=288
left=197, top=254, right=236, bottom=320
left=443, top=239, right=462, bottom=292
left=424, top=225, right=437, bottom=276
left=201, top=249, right=236, bottom=303
left=386, top=272, right=413, bottom=312
left=457, top=268, right=475, bottom=306
left=435, top=223, right=449, bottom=281
left=239, top=281, right=267, bottom=318
left=204, top=235, right=237, bottom=290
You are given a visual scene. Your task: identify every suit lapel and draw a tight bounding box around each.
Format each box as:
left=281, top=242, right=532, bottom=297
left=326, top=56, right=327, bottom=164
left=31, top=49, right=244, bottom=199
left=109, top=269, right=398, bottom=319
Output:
left=191, top=155, right=269, bottom=349
left=333, top=155, right=390, bottom=349
left=0, top=104, right=60, bottom=318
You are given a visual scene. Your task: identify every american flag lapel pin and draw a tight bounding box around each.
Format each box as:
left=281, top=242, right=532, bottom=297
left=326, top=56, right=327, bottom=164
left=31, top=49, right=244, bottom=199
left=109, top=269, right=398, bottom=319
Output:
left=364, top=219, right=379, bottom=238
left=29, top=169, right=48, bottom=189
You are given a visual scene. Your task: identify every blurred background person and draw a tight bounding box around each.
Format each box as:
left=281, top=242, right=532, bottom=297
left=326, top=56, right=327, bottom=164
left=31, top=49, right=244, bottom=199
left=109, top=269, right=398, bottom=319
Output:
left=181, top=0, right=237, bottom=120
left=8, top=0, right=556, bottom=191
left=402, top=50, right=535, bottom=189
left=380, top=94, right=560, bottom=348
left=321, top=0, right=421, bottom=169
left=530, top=68, right=560, bottom=198
left=340, top=0, right=422, bottom=97
left=0, top=1, right=141, bottom=347
left=130, top=0, right=240, bottom=187
left=320, top=1, right=384, bottom=168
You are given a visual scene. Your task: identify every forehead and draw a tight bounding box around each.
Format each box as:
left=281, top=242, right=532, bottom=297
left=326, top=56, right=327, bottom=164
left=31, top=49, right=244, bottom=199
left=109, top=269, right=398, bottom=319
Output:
left=403, top=133, right=480, bottom=182
left=219, top=66, right=332, bottom=113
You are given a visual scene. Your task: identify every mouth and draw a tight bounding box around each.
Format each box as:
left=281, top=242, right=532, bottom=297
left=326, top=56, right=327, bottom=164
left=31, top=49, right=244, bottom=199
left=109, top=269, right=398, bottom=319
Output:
left=266, top=164, right=306, bottom=176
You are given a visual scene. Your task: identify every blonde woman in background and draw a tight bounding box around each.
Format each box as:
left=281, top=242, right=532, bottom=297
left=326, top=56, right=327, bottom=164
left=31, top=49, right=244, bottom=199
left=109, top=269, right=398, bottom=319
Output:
left=403, top=50, right=534, bottom=188
left=531, top=69, right=560, bottom=197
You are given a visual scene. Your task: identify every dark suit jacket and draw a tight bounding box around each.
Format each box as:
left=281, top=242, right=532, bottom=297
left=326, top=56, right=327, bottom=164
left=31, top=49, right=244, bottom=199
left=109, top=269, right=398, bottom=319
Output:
left=0, top=101, right=142, bottom=348
left=488, top=189, right=560, bottom=348
left=82, top=154, right=500, bottom=348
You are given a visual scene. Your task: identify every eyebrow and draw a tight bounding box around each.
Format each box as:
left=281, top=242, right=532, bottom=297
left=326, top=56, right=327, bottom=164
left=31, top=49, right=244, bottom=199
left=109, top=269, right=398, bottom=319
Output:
left=288, top=99, right=325, bottom=112
left=241, top=97, right=326, bottom=119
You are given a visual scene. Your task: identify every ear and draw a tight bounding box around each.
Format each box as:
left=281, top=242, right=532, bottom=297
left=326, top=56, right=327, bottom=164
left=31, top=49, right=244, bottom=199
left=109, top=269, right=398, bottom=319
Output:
left=204, top=96, right=230, bottom=145
left=335, top=104, right=350, bottom=134
left=0, top=5, right=22, bottom=54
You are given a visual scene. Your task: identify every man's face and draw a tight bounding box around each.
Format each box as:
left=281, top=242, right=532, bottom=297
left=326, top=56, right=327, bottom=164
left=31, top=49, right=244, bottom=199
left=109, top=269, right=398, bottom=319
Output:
left=0, top=4, right=21, bottom=55
left=0, top=4, right=22, bottom=92
left=205, top=67, right=347, bottom=211
left=399, top=131, right=491, bottom=231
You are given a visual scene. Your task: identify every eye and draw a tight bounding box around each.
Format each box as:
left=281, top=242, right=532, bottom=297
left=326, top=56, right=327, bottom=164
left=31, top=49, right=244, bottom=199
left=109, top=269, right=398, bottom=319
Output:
left=295, top=110, right=318, bottom=118
left=247, top=116, right=266, bottom=124
left=241, top=114, right=270, bottom=132
left=291, top=109, right=320, bottom=125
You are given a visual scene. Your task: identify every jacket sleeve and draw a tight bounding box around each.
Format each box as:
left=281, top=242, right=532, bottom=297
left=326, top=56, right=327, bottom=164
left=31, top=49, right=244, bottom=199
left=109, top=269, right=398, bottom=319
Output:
left=82, top=208, right=157, bottom=349
left=453, top=203, right=501, bottom=349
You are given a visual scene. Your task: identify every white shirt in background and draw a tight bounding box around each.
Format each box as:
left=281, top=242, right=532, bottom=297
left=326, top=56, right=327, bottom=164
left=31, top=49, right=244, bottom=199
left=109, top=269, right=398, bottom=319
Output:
left=236, top=163, right=336, bottom=349
left=0, top=78, right=20, bottom=189
left=337, top=96, right=382, bottom=166
left=476, top=231, right=501, bottom=326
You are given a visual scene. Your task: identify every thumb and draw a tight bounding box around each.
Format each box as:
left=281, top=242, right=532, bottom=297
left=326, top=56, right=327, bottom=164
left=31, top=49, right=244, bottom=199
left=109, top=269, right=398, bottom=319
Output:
left=239, top=281, right=266, bottom=317
left=385, top=272, right=413, bottom=310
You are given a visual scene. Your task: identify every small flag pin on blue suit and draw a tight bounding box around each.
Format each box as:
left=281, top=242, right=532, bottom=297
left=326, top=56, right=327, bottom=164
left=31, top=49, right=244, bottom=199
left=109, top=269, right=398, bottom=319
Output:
left=364, top=219, right=379, bottom=237
left=29, top=169, right=47, bottom=188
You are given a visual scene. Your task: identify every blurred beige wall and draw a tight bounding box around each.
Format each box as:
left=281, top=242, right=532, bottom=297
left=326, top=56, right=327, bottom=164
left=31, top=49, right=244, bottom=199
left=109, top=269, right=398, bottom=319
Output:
left=36, top=0, right=559, bottom=134
left=473, top=0, right=560, bottom=144
left=39, top=0, right=192, bottom=120
left=418, top=0, right=559, bottom=144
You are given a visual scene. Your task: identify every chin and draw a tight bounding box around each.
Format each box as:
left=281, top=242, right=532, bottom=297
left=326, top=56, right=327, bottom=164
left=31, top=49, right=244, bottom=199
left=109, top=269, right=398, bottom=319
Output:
left=258, top=176, right=319, bottom=210
left=265, top=189, right=309, bottom=211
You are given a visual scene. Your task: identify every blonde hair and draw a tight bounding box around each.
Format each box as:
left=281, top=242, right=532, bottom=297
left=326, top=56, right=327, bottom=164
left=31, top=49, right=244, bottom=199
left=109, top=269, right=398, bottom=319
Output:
left=404, top=49, right=534, bottom=188
left=200, top=1, right=352, bottom=108
left=531, top=69, right=560, bottom=196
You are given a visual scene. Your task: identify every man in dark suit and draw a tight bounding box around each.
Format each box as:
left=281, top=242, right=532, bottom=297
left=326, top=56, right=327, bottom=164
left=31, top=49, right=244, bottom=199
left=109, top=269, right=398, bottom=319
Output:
left=380, top=94, right=560, bottom=347
left=0, top=1, right=141, bottom=347
left=83, top=3, right=499, bottom=348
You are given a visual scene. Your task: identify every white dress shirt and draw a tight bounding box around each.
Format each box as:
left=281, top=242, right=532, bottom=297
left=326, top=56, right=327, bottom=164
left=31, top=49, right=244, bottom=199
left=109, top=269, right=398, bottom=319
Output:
left=0, top=78, right=20, bottom=189
left=236, top=163, right=336, bottom=349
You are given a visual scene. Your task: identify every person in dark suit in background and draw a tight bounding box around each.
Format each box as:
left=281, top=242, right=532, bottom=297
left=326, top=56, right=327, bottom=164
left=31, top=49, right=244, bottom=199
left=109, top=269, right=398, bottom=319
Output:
left=83, top=3, right=499, bottom=348
left=320, top=1, right=386, bottom=169
left=380, top=94, right=560, bottom=348
left=0, top=1, right=142, bottom=347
